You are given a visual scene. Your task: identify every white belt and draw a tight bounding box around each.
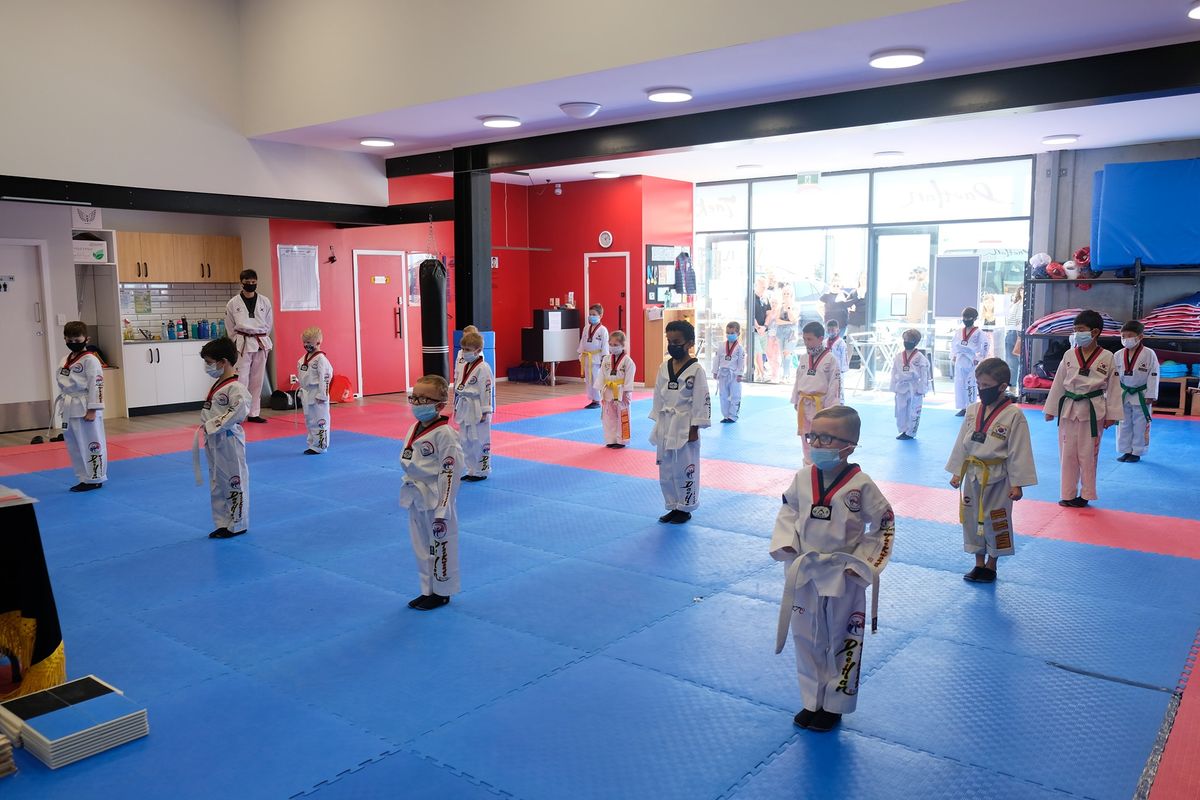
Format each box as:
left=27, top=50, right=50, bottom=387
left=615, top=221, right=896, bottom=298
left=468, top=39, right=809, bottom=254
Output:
left=653, top=406, right=689, bottom=462
left=776, top=552, right=878, bottom=654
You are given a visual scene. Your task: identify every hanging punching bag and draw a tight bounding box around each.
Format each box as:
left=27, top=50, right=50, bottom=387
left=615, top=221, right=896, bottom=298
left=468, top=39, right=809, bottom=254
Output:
left=419, top=258, right=449, bottom=379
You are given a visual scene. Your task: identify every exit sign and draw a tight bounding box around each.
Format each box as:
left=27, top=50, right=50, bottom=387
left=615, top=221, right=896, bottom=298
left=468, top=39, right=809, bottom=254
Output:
left=796, top=172, right=821, bottom=186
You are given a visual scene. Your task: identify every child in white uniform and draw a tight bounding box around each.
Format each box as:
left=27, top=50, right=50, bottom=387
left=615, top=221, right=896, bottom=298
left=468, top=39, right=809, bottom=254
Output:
left=198, top=337, right=252, bottom=539
left=455, top=325, right=480, bottom=370
left=953, top=306, right=990, bottom=416
left=713, top=321, right=746, bottom=423
left=296, top=326, right=334, bottom=455
left=596, top=329, right=636, bottom=447
left=770, top=406, right=895, bottom=733
left=578, top=304, right=609, bottom=409
left=1043, top=309, right=1122, bottom=507
left=1115, top=320, right=1159, bottom=463
left=946, top=358, right=1037, bottom=583
left=791, top=321, right=842, bottom=462
left=401, top=375, right=464, bottom=610
left=453, top=331, right=494, bottom=481
left=890, top=328, right=930, bottom=440
left=649, top=319, right=711, bottom=524
left=56, top=321, right=107, bottom=492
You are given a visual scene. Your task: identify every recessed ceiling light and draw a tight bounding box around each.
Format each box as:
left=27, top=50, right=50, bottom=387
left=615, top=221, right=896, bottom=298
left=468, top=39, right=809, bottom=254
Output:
left=1041, top=134, right=1080, bottom=146
left=868, top=48, right=926, bottom=69
left=646, top=87, right=693, bottom=103
left=559, top=102, right=602, bottom=119
left=359, top=138, right=395, bottom=148
left=736, top=164, right=764, bottom=172
left=1189, top=1, right=1200, bottom=20
left=592, top=171, right=621, bottom=179
left=874, top=151, right=905, bottom=161
left=480, top=116, right=522, bottom=129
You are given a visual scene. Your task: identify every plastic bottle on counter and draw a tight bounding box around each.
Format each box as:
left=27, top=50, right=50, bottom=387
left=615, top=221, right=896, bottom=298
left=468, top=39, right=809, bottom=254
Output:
left=166, top=320, right=176, bottom=340
left=217, top=320, right=227, bottom=338
left=179, top=317, right=188, bottom=339
left=199, top=319, right=209, bottom=339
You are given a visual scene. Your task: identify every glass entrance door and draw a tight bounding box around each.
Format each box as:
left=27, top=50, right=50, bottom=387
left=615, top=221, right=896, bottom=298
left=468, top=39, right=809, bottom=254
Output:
left=694, top=233, right=750, bottom=377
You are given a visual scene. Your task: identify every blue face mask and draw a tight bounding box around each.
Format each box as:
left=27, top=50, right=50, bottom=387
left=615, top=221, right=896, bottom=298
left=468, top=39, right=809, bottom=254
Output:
left=727, top=333, right=738, bottom=342
left=589, top=314, right=600, bottom=325
left=412, top=404, right=440, bottom=422
left=810, top=447, right=845, bottom=471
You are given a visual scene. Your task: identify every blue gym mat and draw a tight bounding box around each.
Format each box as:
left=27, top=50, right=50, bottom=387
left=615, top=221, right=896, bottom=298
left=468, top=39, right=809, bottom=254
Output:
left=3, top=412, right=1198, bottom=799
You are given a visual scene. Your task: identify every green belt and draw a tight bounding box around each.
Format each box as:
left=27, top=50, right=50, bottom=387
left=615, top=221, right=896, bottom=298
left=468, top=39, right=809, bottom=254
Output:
left=1058, top=389, right=1104, bottom=437
left=1121, top=383, right=1151, bottom=422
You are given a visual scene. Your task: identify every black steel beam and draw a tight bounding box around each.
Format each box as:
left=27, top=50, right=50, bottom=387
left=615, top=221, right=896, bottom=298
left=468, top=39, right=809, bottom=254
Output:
left=385, top=149, right=454, bottom=178
left=453, top=171, right=492, bottom=329
left=0, top=174, right=454, bottom=226
left=427, top=41, right=1200, bottom=173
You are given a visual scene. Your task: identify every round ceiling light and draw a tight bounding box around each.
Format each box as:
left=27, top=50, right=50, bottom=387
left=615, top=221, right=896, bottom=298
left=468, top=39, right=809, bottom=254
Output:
left=559, top=102, right=602, bottom=119
left=1189, top=1, right=1200, bottom=20
left=736, top=164, right=764, bottom=172
left=646, top=87, right=693, bottom=103
left=874, top=150, right=905, bottom=161
left=481, top=116, right=522, bottom=129
left=868, top=48, right=926, bottom=69
left=1041, top=134, right=1080, bottom=146
left=359, top=138, right=395, bottom=148
left=592, top=171, right=621, bottom=179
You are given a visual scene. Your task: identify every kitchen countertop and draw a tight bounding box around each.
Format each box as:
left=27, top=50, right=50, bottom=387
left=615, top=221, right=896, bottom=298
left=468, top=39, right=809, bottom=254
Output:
left=124, top=338, right=218, bottom=345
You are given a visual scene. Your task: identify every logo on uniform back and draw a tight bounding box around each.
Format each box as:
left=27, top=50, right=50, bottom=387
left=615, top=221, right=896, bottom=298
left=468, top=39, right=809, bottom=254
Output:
left=317, top=419, right=327, bottom=428
left=229, top=476, right=241, bottom=489
left=847, top=612, right=865, bottom=636
left=420, top=441, right=435, bottom=457
left=685, top=464, right=696, bottom=478
left=88, top=441, right=101, bottom=454
left=432, top=520, right=447, bottom=540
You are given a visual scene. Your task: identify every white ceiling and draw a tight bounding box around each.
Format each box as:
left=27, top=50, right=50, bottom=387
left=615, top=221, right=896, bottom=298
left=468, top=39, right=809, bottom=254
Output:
left=255, top=0, right=1200, bottom=166
left=501, top=93, right=1200, bottom=184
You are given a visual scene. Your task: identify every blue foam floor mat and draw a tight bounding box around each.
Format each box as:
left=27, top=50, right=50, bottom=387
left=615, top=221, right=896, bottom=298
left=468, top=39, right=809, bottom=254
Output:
left=6, top=412, right=1200, bottom=799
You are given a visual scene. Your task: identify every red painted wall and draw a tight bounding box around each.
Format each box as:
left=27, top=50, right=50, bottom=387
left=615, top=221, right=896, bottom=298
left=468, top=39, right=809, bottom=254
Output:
left=267, top=218, right=454, bottom=391
left=490, top=181, right=531, bottom=376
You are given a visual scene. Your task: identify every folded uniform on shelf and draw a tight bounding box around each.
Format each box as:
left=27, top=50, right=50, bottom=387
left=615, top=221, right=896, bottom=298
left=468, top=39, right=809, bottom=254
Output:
left=1026, top=308, right=1123, bottom=336
left=1140, top=291, right=1200, bottom=337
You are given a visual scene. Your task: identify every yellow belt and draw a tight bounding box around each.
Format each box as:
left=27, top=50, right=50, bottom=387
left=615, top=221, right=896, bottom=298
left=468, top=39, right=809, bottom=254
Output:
left=957, top=456, right=1005, bottom=528
left=796, top=393, right=825, bottom=433
left=604, top=380, right=625, bottom=401
left=580, top=351, right=599, bottom=375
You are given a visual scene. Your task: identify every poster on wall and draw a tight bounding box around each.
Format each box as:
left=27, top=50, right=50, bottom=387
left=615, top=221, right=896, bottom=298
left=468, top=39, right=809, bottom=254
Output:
left=278, top=245, right=320, bottom=311
left=644, top=244, right=690, bottom=304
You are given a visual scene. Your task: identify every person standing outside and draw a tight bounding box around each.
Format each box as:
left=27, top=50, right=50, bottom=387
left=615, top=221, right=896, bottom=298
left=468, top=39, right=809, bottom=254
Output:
left=225, top=269, right=273, bottom=423
left=752, top=276, right=773, bottom=382
left=1004, top=286, right=1024, bottom=385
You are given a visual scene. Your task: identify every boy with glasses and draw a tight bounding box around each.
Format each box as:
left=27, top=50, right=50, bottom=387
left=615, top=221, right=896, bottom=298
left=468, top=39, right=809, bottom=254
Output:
left=401, top=376, right=464, bottom=610
left=770, top=405, right=895, bottom=733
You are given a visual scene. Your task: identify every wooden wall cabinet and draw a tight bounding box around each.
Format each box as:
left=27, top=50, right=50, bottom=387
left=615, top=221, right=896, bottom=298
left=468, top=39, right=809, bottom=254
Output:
left=117, top=232, right=242, bottom=284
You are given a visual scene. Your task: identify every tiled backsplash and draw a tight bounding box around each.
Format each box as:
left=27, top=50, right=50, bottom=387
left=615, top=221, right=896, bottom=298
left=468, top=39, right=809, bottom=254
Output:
left=120, top=282, right=239, bottom=331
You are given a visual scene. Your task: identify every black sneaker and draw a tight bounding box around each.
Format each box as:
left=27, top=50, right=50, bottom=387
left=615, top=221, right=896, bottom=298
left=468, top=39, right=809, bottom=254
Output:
left=658, top=511, right=676, bottom=523
left=605, top=443, right=619, bottom=448
left=955, top=409, right=966, bottom=417
left=720, top=418, right=733, bottom=424
left=964, top=566, right=996, bottom=583
left=807, top=710, right=842, bottom=732
left=462, top=475, right=487, bottom=482
left=1117, top=453, right=1132, bottom=462
left=70, top=482, right=103, bottom=492
left=246, top=416, right=268, bottom=424
left=1127, top=455, right=1141, bottom=463
left=1070, top=497, right=1090, bottom=507
left=611, top=443, right=626, bottom=449
left=412, top=594, right=450, bottom=611
left=896, top=433, right=913, bottom=440
left=303, top=448, right=321, bottom=455
left=209, top=528, right=246, bottom=539
left=584, top=402, right=600, bottom=410
left=668, top=510, right=692, bottom=525
left=793, top=709, right=816, bottom=728
left=407, top=594, right=429, bottom=609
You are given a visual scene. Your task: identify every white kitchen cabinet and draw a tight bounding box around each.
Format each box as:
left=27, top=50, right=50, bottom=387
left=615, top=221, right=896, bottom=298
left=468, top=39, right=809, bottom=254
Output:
left=123, top=341, right=217, bottom=411
left=123, top=345, right=162, bottom=409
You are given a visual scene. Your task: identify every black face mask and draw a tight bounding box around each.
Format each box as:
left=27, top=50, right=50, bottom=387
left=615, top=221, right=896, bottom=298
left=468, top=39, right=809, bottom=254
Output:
left=963, top=317, right=976, bottom=327
left=903, top=340, right=917, bottom=351
left=242, top=283, right=257, bottom=294
left=979, top=384, right=1004, bottom=406
left=66, top=341, right=87, bottom=353
left=667, top=344, right=689, bottom=360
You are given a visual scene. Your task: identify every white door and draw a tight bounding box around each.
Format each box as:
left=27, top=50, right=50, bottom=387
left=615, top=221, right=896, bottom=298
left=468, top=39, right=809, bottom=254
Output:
left=122, top=344, right=160, bottom=409
left=0, top=244, right=52, bottom=432
left=179, top=341, right=213, bottom=402
left=154, top=345, right=184, bottom=405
